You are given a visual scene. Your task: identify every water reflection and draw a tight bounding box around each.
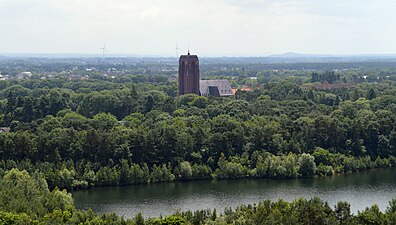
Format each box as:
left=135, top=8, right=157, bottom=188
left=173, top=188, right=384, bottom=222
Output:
left=73, top=168, right=396, bottom=218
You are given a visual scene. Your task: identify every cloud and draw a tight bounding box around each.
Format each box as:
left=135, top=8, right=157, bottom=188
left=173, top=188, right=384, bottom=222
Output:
left=0, top=0, right=395, bottom=55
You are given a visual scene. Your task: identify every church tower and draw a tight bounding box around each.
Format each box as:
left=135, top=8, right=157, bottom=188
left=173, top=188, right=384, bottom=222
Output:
left=178, top=51, right=200, bottom=96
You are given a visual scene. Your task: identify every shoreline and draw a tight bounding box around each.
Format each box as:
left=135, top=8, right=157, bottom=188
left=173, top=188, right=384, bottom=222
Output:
left=71, top=165, right=395, bottom=192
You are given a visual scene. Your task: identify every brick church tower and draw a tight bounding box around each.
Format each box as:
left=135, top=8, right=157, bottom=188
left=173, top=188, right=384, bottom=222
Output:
left=178, top=51, right=200, bottom=96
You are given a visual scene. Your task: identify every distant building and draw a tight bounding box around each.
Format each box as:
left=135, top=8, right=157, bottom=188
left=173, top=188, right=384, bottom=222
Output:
left=17, top=71, right=32, bottom=79
left=178, top=52, right=200, bottom=96
left=232, top=87, right=254, bottom=95
left=0, top=127, right=10, bottom=133
left=200, top=80, right=233, bottom=97
left=0, top=74, right=10, bottom=80
left=178, top=52, right=234, bottom=97
left=69, top=74, right=89, bottom=80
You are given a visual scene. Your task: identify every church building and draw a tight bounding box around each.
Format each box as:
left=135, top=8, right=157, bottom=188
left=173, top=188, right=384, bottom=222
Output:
left=178, top=52, right=233, bottom=97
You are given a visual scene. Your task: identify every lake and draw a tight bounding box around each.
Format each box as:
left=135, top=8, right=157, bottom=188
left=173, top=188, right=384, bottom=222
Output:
left=73, top=168, right=396, bottom=219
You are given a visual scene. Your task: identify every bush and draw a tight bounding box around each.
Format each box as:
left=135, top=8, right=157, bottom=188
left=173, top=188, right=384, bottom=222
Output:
left=179, top=161, right=192, bottom=180
left=316, top=164, right=334, bottom=177
left=300, top=153, right=316, bottom=177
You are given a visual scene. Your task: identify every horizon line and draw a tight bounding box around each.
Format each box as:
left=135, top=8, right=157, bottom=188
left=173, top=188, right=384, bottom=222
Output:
left=2, top=52, right=396, bottom=58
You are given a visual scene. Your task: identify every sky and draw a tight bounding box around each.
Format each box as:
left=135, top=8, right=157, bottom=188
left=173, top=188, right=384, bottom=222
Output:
left=1, top=0, right=396, bottom=56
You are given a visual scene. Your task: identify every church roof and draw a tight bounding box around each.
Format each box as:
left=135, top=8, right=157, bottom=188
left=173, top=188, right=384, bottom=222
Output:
left=200, top=80, right=233, bottom=97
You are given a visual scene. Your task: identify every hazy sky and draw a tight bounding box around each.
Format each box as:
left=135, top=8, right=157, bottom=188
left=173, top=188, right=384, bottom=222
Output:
left=1, top=0, right=396, bottom=56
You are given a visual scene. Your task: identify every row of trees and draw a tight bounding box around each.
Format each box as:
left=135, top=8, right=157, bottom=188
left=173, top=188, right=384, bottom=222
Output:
left=311, top=71, right=341, bottom=83
left=1, top=99, right=396, bottom=164
left=0, top=75, right=395, bottom=123
left=1, top=150, right=394, bottom=190
left=174, top=197, right=396, bottom=225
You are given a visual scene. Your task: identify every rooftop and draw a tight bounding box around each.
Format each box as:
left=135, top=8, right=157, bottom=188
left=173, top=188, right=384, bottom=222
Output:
left=200, top=80, right=233, bottom=97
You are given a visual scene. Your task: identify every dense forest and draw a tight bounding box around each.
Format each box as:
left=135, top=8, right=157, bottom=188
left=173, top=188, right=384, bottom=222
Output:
left=0, top=67, right=396, bottom=189
left=1, top=169, right=396, bottom=225
left=1, top=58, right=396, bottom=223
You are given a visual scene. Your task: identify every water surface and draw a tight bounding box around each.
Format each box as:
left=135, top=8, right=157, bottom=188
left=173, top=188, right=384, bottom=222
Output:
left=73, top=168, right=396, bottom=218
